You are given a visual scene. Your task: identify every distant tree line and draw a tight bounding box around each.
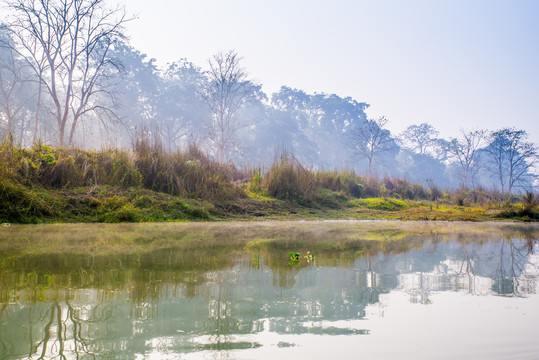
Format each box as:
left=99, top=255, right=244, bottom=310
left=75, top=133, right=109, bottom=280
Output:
left=0, top=0, right=537, bottom=193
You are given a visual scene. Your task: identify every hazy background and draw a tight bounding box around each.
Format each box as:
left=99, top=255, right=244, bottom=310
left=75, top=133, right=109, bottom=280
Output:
left=120, top=0, right=539, bottom=144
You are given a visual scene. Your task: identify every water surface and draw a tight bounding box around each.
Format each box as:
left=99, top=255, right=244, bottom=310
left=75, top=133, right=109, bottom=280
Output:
left=0, top=221, right=538, bottom=359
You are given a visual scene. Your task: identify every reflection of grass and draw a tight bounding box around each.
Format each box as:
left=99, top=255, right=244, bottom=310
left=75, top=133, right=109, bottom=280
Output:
left=1, top=221, right=537, bottom=303
left=364, top=229, right=408, bottom=241
left=1, top=221, right=535, bottom=259
left=245, top=238, right=274, bottom=251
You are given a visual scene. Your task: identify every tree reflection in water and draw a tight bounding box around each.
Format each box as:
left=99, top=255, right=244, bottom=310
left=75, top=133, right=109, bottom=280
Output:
left=0, top=222, right=537, bottom=359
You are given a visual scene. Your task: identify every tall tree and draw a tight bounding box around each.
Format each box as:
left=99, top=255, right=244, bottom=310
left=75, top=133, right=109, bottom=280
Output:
left=105, top=41, right=160, bottom=145
left=271, top=86, right=368, bottom=168
left=348, top=116, right=396, bottom=174
left=0, top=28, right=33, bottom=141
left=399, top=123, right=439, bottom=155
left=448, top=129, right=486, bottom=189
left=201, top=50, right=254, bottom=163
left=158, top=60, right=209, bottom=150
left=3, top=0, right=127, bottom=146
left=485, top=128, right=537, bottom=193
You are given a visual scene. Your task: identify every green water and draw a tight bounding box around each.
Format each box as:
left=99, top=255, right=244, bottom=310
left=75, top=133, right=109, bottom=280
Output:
left=0, top=221, right=538, bottom=359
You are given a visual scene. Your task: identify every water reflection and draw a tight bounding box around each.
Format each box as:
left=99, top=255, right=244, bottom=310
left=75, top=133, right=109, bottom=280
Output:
left=0, top=222, right=538, bottom=359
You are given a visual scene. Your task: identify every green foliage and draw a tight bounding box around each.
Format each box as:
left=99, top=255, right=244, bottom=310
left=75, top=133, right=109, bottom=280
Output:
left=349, top=183, right=364, bottom=198
left=288, top=251, right=314, bottom=265
left=250, top=171, right=263, bottom=193
left=0, top=180, right=55, bottom=223
left=522, top=191, right=537, bottom=214
left=289, top=252, right=301, bottom=265
left=101, top=204, right=141, bottom=223
left=314, top=189, right=346, bottom=209
left=134, top=195, right=155, bottom=209
left=498, top=191, right=538, bottom=221
left=353, top=198, right=407, bottom=211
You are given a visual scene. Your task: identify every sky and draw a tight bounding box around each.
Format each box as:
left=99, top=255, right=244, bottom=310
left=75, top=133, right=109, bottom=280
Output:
left=118, top=0, right=539, bottom=144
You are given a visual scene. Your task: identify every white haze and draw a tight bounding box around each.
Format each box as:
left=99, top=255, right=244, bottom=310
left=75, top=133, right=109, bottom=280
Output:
left=120, top=0, right=539, bottom=145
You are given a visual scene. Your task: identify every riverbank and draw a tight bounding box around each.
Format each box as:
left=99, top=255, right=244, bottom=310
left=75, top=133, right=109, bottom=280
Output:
left=0, top=141, right=537, bottom=223
left=1, top=181, right=537, bottom=223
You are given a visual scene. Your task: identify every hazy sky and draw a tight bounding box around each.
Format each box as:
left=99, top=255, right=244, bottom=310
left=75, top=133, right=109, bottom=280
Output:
left=119, top=0, right=539, bottom=144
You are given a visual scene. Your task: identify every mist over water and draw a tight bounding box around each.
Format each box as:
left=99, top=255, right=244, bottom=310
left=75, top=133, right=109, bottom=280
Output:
left=0, top=222, right=538, bottom=359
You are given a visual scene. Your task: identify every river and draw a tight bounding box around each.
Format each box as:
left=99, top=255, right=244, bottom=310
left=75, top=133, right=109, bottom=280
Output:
left=0, top=221, right=538, bottom=359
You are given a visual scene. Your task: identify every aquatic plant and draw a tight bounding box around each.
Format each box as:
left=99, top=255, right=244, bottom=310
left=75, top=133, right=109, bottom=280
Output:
left=288, top=251, right=315, bottom=265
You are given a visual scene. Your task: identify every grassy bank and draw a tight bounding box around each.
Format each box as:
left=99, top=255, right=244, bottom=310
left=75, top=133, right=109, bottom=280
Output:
left=0, top=139, right=537, bottom=223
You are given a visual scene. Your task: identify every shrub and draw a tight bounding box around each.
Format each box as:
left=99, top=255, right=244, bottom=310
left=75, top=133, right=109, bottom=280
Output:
left=349, top=182, right=364, bottom=198
left=522, top=191, right=538, bottom=215
left=355, top=197, right=407, bottom=211
left=0, top=180, right=55, bottom=223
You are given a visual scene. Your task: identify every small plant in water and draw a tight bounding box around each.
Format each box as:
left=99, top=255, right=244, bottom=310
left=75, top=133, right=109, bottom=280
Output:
left=304, top=251, right=314, bottom=262
left=289, top=252, right=301, bottom=265
left=289, top=251, right=314, bottom=265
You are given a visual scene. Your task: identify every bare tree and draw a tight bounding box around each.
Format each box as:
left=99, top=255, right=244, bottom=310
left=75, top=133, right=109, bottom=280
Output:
left=201, top=50, right=253, bottom=163
left=448, top=129, right=486, bottom=189
left=3, top=0, right=127, bottom=146
left=348, top=116, right=395, bottom=174
left=485, top=128, right=537, bottom=193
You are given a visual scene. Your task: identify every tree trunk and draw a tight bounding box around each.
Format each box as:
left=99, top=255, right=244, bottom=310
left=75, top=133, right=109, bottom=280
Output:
left=68, top=116, right=78, bottom=145
left=33, top=81, right=42, bottom=144
left=218, top=145, right=224, bottom=163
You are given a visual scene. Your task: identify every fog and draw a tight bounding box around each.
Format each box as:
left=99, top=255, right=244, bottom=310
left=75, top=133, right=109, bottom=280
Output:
left=0, top=0, right=537, bottom=192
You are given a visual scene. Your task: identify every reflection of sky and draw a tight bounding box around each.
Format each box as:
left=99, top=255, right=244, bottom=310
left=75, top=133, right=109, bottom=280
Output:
left=1, top=239, right=539, bottom=359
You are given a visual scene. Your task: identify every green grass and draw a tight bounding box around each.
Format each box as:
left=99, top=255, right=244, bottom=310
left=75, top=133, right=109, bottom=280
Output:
left=351, top=197, right=408, bottom=211
left=1, top=179, right=535, bottom=223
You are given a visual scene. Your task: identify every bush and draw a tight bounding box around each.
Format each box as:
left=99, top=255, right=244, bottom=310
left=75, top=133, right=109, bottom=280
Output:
left=349, top=182, right=364, bottom=198
left=356, top=197, right=407, bottom=211
left=522, top=191, right=538, bottom=216
left=0, top=180, right=55, bottom=223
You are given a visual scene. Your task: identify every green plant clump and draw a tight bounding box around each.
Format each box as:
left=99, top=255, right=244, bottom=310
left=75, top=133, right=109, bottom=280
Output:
left=354, top=198, right=407, bottom=211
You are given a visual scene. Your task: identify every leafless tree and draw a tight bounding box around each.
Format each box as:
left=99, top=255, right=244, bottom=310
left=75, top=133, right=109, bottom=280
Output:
left=2, top=0, right=128, bottom=146
left=348, top=116, right=395, bottom=174
left=485, top=128, right=537, bottom=193
left=202, top=50, right=253, bottom=163
left=448, top=129, right=486, bottom=189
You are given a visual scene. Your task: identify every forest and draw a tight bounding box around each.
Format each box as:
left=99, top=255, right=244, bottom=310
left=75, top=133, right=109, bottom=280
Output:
left=0, top=0, right=538, bottom=223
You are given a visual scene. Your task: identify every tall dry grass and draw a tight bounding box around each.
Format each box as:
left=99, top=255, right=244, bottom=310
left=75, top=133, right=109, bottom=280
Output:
left=1, top=137, right=530, bottom=209
left=263, top=153, right=317, bottom=203
left=0, top=134, right=244, bottom=201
